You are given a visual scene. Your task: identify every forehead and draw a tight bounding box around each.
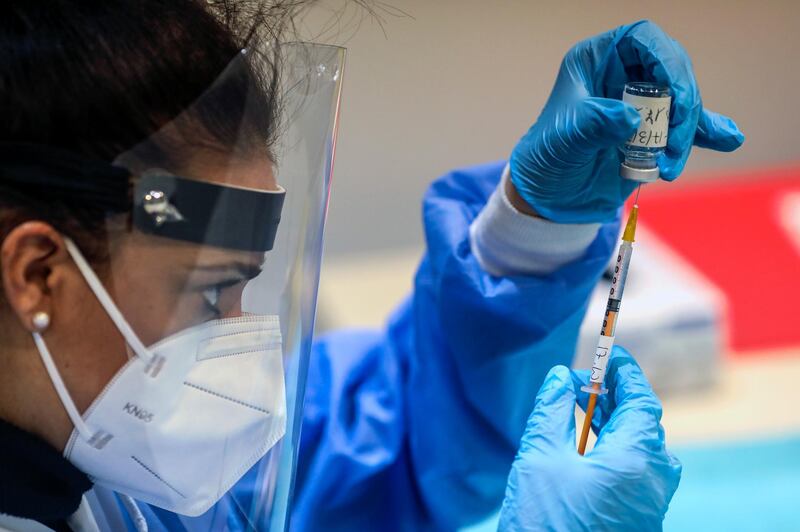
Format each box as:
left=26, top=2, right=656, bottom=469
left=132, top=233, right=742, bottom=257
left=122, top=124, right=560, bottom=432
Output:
left=176, top=150, right=279, bottom=192
left=115, top=110, right=279, bottom=193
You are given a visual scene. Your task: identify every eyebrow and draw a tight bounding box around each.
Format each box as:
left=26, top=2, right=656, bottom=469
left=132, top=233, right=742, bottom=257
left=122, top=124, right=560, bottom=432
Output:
left=191, top=261, right=264, bottom=280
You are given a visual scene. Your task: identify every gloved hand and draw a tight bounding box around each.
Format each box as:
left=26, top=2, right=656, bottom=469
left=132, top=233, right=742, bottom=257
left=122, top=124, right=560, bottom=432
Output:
left=498, top=346, right=681, bottom=531
left=510, top=20, right=745, bottom=223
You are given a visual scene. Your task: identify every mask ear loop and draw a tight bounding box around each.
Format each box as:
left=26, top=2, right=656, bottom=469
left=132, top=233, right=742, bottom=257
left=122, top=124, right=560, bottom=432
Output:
left=63, top=238, right=152, bottom=361
left=32, top=332, right=95, bottom=441
left=29, top=238, right=156, bottom=446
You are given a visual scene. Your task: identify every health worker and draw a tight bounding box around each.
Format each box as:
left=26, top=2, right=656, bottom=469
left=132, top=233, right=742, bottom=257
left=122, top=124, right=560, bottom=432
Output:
left=0, top=2, right=743, bottom=531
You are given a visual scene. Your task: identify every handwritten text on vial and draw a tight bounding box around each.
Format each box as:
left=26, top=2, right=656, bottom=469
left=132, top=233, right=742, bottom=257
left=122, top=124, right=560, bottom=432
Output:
left=622, top=93, right=671, bottom=149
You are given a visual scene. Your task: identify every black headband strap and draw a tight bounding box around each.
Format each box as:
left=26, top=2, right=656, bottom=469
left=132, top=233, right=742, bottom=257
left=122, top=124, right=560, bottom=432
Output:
left=1, top=144, right=285, bottom=252
left=133, top=173, right=285, bottom=252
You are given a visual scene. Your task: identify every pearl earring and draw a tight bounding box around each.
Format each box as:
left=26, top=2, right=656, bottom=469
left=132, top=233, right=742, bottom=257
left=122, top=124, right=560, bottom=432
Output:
left=32, top=311, right=50, bottom=332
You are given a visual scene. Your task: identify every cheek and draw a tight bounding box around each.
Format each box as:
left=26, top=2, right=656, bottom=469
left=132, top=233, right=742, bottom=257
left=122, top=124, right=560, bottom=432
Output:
left=112, top=270, right=195, bottom=345
left=111, top=261, right=226, bottom=343
left=54, top=277, right=129, bottom=414
left=108, top=241, right=199, bottom=344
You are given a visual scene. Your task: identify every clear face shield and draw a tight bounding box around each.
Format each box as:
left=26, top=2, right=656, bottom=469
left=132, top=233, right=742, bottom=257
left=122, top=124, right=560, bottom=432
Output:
left=30, top=42, right=345, bottom=529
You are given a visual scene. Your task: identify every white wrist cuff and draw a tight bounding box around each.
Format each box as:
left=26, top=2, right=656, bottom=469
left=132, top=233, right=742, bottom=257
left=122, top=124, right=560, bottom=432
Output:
left=469, top=166, right=601, bottom=276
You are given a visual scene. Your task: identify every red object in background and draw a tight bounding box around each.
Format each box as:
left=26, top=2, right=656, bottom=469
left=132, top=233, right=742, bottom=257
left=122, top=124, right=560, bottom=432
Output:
left=640, top=165, right=800, bottom=354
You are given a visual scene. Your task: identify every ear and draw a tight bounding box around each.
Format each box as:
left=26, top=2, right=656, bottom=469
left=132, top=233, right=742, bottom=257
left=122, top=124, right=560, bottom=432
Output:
left=0, top=222, right=71, bottom=332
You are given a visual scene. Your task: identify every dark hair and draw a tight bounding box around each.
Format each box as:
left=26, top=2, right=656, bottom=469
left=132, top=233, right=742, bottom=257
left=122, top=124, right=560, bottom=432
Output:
left=0, top=0, right=301, bottom=262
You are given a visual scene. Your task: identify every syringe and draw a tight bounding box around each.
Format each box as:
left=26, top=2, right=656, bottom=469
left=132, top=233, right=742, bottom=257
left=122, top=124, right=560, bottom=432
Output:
left=577, top=193, right=640, bottom=455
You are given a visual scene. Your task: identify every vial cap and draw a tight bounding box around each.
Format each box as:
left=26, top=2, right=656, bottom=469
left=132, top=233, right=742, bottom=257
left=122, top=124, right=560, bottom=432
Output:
left=619, top=163, right=660, bottom=183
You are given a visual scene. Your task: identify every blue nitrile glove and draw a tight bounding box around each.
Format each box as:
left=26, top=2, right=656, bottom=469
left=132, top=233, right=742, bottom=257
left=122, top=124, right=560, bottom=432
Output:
left=510, top=20, right=745, bottom=223
left=498, top=346, right=681, bottom=531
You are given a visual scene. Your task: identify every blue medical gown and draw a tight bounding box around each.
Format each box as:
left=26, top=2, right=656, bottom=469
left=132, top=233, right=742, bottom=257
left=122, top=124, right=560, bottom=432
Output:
left=136, top=161, right=619, bottom=531
left=292, top=162, right=619, bottom=530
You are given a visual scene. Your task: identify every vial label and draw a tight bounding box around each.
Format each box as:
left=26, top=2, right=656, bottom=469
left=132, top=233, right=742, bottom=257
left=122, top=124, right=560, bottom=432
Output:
left=590, top=335, right=615, bottom=384
left=623, top=93, right=671, bottom=148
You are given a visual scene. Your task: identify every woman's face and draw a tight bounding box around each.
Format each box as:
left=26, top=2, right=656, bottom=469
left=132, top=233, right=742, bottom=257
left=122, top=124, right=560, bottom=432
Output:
left=0, top=150, right=278, bottom=450
left=110, top=152, right=278, bottom=343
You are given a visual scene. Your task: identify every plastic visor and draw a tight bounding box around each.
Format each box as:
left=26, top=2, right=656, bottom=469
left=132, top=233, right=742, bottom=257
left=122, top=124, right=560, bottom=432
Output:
left=70, top=42, right=344, bottom=530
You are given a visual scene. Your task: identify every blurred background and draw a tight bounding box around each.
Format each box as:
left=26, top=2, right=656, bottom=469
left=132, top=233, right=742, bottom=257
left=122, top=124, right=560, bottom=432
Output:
left=299, top=1, right=800, bottom=530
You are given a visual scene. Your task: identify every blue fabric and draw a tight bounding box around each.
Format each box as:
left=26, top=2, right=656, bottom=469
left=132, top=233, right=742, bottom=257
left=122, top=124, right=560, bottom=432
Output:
left=499, top=347, right=681, bottom=531
left=129, top=161, right=620, bottom=531
left=509, top=20, right=744, bottom=223
left=291, top=161, right=620, bottom=531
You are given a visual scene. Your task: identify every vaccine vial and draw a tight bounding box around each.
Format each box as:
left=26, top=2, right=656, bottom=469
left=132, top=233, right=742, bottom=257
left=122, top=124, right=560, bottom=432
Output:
left=619, top=82, right=671, bottom=182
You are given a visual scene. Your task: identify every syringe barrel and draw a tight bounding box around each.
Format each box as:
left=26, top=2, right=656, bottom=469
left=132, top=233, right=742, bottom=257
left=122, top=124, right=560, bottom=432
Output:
left=608, top=241, right=633, bottom=303
left=586, top=241, right=635, bottom=393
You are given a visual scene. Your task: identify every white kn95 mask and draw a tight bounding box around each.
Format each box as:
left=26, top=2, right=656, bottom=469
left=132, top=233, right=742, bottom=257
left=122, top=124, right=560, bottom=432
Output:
left=31, top=238, right=287, bottom=516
